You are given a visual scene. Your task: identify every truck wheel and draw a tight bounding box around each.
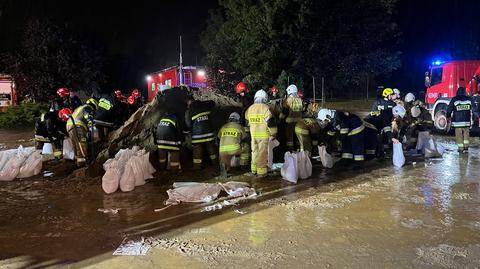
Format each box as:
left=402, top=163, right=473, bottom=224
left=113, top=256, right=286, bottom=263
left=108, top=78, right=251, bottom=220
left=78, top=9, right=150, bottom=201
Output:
left=434, top=110, right=450, bottom=133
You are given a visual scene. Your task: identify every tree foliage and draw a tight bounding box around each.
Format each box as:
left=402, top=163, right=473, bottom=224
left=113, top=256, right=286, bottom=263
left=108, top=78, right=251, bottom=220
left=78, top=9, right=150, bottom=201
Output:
left=201, top=0, right=401, bottom=97
left=2, top=19, right=105, bottom=102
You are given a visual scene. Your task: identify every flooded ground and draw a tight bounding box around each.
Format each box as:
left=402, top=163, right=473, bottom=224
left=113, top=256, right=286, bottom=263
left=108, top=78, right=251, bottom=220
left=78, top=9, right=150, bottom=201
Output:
left=1, top=129, right=480, bottom=268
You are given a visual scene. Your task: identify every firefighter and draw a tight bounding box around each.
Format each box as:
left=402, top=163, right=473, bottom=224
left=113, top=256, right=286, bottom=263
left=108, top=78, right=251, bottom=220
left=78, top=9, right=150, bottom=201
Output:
left=51, top=87, right=82, bottom=112
left=236, top=82, right=253, bottom=124
left=155, top=112, right=182, bottom=172
left=280, top=84, right=303, bottom=151
left=405, top=105, right=434, bottom=150
left=94, top=96, right=116, bottom=142
left=245, top=90, right=277, bottom=177
left=113, top=90, right=129, bottom=125
left=217, top=112, right=247, bottom=177
left=393, top=88, right=404, bottom=106
left=318, top=109, right=368, bottom=165
left=294, top=117, right=321, bottom=155
left=391, top=105, right=408, bottom=144
left=34, top=109, right=70, bottom=158
left=447, top=87, right=473, bottom=153
left=127, top=89, right=143, bottom=116
left=186, top=97, right=217, bottom=170
left=271, top=86, right=279, bottom=99
left=369, top=87, right=396, bottom=151
left=66, top=98, right=98, bottom=166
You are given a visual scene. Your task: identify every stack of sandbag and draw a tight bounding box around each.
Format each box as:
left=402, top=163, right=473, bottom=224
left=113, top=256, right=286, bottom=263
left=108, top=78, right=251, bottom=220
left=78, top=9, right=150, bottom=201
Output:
left=102, top=147, right=156, bottom=194
left=0, top=146, right=42, bottom=181
left=281, top=151, right=312, bottom=184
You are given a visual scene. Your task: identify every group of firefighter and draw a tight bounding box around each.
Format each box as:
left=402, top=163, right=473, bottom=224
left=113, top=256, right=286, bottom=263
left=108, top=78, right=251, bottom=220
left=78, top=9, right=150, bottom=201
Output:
left=35, top=87, right=144, bottom=166
left=155, top=83, right=439, bottom=178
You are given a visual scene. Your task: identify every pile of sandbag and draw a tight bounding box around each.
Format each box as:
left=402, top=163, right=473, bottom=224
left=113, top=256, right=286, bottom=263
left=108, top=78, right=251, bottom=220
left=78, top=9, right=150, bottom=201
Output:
left=165, top=181, right=257, bottom=205
left=0, top=146, right=42, bottom=181
left=281, top=151, right=312, bottom=184
left=102, top=147, right=156, bottom=194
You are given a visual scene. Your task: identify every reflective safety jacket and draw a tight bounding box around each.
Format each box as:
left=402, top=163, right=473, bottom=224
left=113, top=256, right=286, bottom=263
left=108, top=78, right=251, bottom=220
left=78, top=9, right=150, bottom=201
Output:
left=94, top=98, right=115, bottom=126
left=156, top=114, right=181, bottom=151
left=280, top=96, right=303, bottom=123
left=295, top=118, right=321, bottom=138
left=217, top=122, right=246, bottom=155
left=327, top=111, right=364, bottom=137
left=447, top=88, right=473, bottom=128
left=66, top=104, right=95, bottom=131
left=245, top=103, right=277, bottom=139
left=186, top=100, right=215, bottom=144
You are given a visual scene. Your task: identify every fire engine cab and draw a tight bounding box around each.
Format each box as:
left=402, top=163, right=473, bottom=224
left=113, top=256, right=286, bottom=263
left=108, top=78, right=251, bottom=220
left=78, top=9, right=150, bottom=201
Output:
left=0, top=74, right=17, bottom=112
left=146, top=66, right=207, bottom=102
left=424, top=60, right=480, bottom=132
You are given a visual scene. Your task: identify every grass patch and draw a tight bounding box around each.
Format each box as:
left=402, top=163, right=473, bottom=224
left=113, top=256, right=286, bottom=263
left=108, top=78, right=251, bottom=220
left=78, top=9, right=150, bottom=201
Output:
left=0, top=103, right=48, bottom=128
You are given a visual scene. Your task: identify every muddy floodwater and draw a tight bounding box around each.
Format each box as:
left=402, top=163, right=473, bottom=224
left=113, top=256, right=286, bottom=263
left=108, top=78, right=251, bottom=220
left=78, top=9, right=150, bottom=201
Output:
left=1, top=129, right=480, bottom=268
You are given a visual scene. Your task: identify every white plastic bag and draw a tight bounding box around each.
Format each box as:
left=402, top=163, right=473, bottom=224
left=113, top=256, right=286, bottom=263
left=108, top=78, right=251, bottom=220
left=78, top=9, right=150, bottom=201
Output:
left=318, top=146, right=334, bottom=168
left=63, top=138, right=75, bottom=160
left=268, top=137, right=280, bottom=168
left=297, top=151, right=312, bottom=179
left=424, top=138, right=444, bottom=158
left=119, top=163, right=136, bottom=192
left=102, top=159, right=121, bottom=194
left=393, top=142, right=405, bottom=168
left=17, top=151, right=42, bottom=178
left=416, top=131, right=431, bottom=154
left=42, top=143, right=53, bottom=155
left=281, top=152, right=298, bottom=184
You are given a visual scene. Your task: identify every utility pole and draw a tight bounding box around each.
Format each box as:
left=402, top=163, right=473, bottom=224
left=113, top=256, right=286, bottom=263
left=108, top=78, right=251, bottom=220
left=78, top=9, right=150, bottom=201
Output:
left=312, top=76, right=316, bottom=104
left=321, top=77, right=325, bottom=107
left=179, top=35, right=184, bottom=85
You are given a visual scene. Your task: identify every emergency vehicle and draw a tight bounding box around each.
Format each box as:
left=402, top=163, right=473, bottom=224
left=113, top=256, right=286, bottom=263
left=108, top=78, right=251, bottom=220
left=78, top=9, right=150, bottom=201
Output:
left=424, top=60, right=480, bottom=131
left=0, top=75, right=17, bottom=112
left=146, top=66, right=207, bottom=102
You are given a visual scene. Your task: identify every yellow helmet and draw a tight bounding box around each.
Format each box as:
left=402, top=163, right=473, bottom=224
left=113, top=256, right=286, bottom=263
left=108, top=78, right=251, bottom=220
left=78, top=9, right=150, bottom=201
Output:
left=382, top=88, right=394, bottom=98
left=86, top=98, right=99, bottom=110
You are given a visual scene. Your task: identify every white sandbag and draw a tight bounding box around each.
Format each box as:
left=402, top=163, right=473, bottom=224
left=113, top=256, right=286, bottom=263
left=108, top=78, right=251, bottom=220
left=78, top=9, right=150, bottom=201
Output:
left=102, top=159, right=121, bottom=194
left=119, top=162, right=136, bottom=192
left=63, top=138, right=75, bottom=160
left=416, top=131, right=431, bottom=154
left=230, top=156, right=240, bottom=168
left=268, top=137, right=280, bottom=168
left=424, top=138, right=444, bottom=158
left=281, top=152, right=298, bottom=184
left=297, top=151, right=312, bottom=179
left=0, top=149, right=17, bottom=171
left=318, top=146, right=334, bottom=168
left=0, top=157, right=21, bottom=181
left=42, top=143, right=53, bottom=155
left=142, top=151, right=156, bottom=180
left=393, top=142, right=405, bottom=168
left=17, top=151, right=42, bottom=178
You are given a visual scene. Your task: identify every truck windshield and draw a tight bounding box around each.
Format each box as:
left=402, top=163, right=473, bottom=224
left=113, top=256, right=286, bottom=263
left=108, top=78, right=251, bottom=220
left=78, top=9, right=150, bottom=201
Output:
left=431, top=67, right=443, bottom=86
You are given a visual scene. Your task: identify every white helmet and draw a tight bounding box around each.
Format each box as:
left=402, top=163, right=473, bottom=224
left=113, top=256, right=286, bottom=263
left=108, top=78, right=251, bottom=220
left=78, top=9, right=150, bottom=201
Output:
left=228, top=112, right=241, bottom=122
left=410, top=106, right=421, bottom=118
left=405, top=92, right=415, bottom=103
left=392, top=105, right=406, bottom=118
left=317, top=108, right=335, bottom=122
left=254, top=89, right=268, bottom=103
left=286, top=84, right=298, bottom=96
left=393, top=88, right=400, bottom=95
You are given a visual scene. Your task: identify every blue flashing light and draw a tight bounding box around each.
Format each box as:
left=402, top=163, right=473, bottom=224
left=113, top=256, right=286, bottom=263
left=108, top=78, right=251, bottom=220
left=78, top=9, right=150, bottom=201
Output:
left=432, top=60, right=444, bottom=66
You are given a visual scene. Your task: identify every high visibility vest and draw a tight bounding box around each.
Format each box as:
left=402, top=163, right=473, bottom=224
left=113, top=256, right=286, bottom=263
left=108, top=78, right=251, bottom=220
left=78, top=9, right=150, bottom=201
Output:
left=218, top=122, right=246, bottom=154
left=245, top=103, right=277, bottom=139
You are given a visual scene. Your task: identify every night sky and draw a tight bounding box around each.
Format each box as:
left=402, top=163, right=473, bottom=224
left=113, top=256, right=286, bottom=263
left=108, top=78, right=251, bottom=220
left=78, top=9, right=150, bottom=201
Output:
left=1, top=0, right=479, bottom=94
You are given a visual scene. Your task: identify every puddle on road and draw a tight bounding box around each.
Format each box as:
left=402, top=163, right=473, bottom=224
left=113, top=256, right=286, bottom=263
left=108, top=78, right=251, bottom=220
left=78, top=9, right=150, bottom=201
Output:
left=1, top=133, right=480, bottom=268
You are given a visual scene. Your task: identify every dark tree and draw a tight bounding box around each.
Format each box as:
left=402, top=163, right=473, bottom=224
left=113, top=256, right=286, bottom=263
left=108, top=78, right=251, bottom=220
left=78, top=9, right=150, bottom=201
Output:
left=2, top=19, right=105, bottom=102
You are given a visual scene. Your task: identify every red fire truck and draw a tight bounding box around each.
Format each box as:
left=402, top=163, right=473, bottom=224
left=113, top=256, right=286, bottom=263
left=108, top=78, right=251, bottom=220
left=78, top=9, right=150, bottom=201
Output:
left=146, top=65, right=207, bottom=102
left=0, top=75, right=17, bottom=112
left=424, top=60, right=480, bottom=131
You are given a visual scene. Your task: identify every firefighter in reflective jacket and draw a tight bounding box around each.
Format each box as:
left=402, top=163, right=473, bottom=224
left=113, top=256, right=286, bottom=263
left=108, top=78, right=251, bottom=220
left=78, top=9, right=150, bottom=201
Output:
left=217, top=112, right=247, bottom=177
left=404, top=105, right=433, bottom=150
left=318, top=109, right=370, bottom=163
left=447, top=87, right=473, bottom=152
left=245, top=90, right=277, bottom=177
left=94, top=97, right=115, bottom=142
left=66, top=98, right=98, bottom=166
left=280, top=84, right=303, bottom=150
left=155, top=113, right=182, bottom=171
left=295, top=117, right=320, bottom=154
left=186, top=98, right=217, bottom=169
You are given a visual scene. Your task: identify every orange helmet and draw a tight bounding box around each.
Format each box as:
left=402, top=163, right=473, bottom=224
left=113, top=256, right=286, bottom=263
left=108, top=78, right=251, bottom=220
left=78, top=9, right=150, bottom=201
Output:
left=271, top=86, right=279, bottom=95
left=132, top=89, right=140, bottom=97
left=58, top=108, right=73, bottom=122
left=235, top=82, right=248, bottom=94
left=57, top=88, right=70, bottom=98
left=127, top=95, right=135, bottom=105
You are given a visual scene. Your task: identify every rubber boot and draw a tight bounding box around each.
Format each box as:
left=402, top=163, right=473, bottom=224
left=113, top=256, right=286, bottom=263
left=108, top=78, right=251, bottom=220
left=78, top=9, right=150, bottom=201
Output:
left=219, top=163, right=227, bottom=179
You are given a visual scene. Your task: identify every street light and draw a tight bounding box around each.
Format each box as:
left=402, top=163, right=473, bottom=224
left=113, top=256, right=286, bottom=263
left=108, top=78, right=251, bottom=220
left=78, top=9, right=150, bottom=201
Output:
left=197, top=69, right=206, bottom=77
left=146, top=75, right=152, bottom=81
